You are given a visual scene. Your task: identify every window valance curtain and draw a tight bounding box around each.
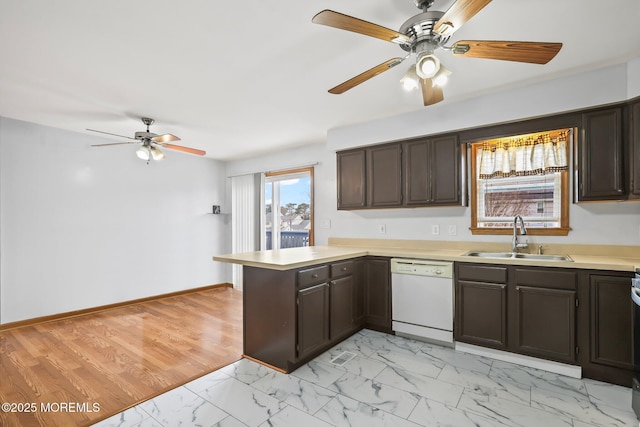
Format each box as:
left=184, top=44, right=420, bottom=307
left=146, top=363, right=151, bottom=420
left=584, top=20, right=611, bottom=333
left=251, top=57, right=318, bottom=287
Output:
left=478, top=132, right=568, bottom=179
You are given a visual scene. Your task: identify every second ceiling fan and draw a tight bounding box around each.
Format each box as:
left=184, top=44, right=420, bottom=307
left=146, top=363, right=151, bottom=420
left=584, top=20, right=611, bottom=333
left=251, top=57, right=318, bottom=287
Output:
left=312, top=0, right=562, bottom=106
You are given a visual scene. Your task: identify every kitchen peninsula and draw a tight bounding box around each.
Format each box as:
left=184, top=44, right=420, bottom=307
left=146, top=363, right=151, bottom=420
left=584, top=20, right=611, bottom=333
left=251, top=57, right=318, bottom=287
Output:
left=214, top=238, right=640, bottom=385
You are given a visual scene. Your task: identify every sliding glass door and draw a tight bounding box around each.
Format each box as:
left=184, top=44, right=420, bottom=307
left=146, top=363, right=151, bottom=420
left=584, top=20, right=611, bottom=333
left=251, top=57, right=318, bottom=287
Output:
left=263, top=167, right=313, bottom=250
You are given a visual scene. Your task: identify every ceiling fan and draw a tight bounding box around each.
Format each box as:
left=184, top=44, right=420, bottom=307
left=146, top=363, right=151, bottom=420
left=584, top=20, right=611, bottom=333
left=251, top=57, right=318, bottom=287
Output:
left=87, top=117, right=206, bottom=162
left=312, top=0, right=562, bottom=106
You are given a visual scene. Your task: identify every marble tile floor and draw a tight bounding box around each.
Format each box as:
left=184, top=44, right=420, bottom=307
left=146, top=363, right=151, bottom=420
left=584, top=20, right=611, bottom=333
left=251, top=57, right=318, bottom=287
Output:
left=93, top=329, right=638, bottom=427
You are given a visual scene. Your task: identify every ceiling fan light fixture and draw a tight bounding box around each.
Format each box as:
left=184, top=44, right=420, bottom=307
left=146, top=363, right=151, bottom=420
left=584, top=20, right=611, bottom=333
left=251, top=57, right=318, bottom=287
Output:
left=416, top=53, right=440, bottom=79
left=150, top=146, right=165, bottom=161
left=136, top=145, right=151, bottom=161
left=432, top=65, right=452, bottom=87
left=400, top=65, right=420, bottom=91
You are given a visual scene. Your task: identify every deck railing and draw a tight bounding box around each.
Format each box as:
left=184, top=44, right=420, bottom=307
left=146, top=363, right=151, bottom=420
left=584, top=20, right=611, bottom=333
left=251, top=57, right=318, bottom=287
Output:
left=266, top=230, right=309, bottom=249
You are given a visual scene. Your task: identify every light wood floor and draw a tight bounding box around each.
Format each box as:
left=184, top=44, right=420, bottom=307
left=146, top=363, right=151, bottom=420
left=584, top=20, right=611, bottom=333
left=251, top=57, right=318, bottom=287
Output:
left=0, top=286, right=243, bottom=427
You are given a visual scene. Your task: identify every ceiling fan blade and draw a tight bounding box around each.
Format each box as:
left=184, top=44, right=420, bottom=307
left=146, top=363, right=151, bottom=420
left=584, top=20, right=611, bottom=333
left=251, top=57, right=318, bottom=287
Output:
left=329, top=58, right=404, bottom=94
left=152, top=133, right=181, bottom=143
left=86, top=128, right=136, bottom=140
left=160, top=143, right=206, bottom=156
left=420, top=78, right=444, bottom=106
left=90, top=142, right=137, bottom=147
left=434, top=0, right=492, bottom=36
left=312, top=10, right=411, bottom=45
left=452, top=40, right=562, bottom=64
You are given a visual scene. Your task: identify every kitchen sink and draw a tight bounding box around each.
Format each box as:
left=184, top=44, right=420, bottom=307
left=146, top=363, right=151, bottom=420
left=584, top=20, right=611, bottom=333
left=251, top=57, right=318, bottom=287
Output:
left=464, top=251, right=573, bottom=262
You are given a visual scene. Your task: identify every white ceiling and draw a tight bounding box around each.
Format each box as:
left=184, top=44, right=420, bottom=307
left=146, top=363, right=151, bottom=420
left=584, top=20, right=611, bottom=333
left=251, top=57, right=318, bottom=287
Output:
left=1, top=0, right=640, bottom=161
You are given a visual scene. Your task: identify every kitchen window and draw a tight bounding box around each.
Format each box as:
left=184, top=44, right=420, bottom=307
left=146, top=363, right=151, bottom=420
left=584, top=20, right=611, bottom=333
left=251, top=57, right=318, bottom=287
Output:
left=469, top=129, right=572, bottom=235
left=263, top=167, right=314, bottom=249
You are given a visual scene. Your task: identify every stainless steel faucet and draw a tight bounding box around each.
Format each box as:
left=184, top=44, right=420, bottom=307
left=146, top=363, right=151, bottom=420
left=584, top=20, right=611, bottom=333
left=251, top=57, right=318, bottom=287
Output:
left=512, top=215, right=528, bottom=253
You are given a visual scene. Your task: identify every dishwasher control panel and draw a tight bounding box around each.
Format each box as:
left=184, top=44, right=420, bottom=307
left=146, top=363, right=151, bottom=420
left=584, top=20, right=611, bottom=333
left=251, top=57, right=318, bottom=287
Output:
left=390, top=259, right=453, bottom=278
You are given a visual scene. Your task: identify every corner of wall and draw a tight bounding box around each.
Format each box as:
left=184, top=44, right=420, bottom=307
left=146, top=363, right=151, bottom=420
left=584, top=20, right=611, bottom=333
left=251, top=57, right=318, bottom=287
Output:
left=627, top=57, right=640, bottom=99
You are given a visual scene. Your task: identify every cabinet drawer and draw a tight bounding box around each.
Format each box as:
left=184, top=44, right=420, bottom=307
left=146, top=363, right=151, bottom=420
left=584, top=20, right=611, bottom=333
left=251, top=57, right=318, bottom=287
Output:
left=331, top=261, right=354, bottom=278
left=515, top=268, right=577, bottom=290
left=457, top=264, right=508, bottom=284
left=298, top=265, right=329, bottom=288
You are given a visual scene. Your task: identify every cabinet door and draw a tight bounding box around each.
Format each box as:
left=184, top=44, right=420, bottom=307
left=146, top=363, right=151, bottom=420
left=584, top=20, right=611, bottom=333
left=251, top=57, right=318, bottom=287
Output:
left=364, top=257, right=391, bottom=332
left=630, top=101, right=640, bottom=199
left=297, top=283, right=330, bottom=360
left=430, top=135, right=461, bottom=205
left=513, top=286, right=576, bottom=363
left=403, top=135, right=461, bottom=206
left=456, top=280, right=507, bottom=349
left=590, top=275, right=633, bottom=370
left=367, top=144, right=403, bottom=207
left=578, top=108, right=625, bottom=201
left=403, top=139, right=431, bottom=205
left=330, top=276, right=354, bottom=339
left=337, top=150, right=366, bottom=209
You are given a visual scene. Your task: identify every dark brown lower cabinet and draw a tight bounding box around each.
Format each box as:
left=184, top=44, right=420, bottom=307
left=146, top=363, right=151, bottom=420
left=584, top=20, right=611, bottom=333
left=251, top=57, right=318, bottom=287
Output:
left=577, top=271, right=635, bottom=386
left=243, top=267, right=297, bottom=369
left=511, top=267, right=578, bottom=364
left=455, top=263, right=508, bottom=349
left=588, top=274, right=634, bottom=371
left=353, top=259, right=365, bottom=324
left=297, top=283, right=330, bottom=361
left=456, top=263, right=635, bottom=386
left=364, top=257, right=392, bottom=332
left=456, top=280, right=507, bottom=349
left=243, top=257, right=375, bottom=372
left=513, top=286, right=576, bottom=363
left=330, top=276, right=354, bottom=340
left=455, top=263, right=578, bottom=365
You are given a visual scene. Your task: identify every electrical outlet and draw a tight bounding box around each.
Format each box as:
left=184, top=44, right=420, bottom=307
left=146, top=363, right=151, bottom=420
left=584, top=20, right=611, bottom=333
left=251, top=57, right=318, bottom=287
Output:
left=378, top=224, right=386, bottom=234
left=448, top=225, right=457, bottom=236
left=319, top=219, right=331, bottom=229
left=432, top=225, right=440, bottom=235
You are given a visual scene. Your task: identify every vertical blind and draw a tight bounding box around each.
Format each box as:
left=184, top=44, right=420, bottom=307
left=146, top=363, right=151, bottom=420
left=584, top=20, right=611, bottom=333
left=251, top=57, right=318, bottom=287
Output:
left=478, top=132, right=569, bottom=179
left=231, top=173, right=258, bottom=291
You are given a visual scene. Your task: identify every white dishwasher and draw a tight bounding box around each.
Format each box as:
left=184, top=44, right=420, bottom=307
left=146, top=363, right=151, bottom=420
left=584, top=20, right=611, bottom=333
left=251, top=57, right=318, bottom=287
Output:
left=391, top=258, right=454, bottom=345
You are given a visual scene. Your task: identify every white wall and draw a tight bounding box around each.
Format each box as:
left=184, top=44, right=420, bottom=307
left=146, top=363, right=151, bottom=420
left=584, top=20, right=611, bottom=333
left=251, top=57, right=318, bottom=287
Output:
left=0, top=117, right=230, bottom=324
left=227, top=60, right=640, bottom=248
left=628, top=57, right=640, bottom=99
left=327, top=63, right=632, bottom=152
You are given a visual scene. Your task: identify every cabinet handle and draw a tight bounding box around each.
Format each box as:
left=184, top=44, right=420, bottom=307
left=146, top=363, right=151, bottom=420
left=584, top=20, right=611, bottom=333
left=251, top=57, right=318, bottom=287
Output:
left=312, top=273, right=319, bottom=279
left=342, top=267, right=347, bottom=271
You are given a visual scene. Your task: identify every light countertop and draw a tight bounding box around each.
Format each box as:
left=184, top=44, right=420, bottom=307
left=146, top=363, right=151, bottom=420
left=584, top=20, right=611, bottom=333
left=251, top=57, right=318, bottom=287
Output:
left=213, top=246, right=368, bottom=270
left=213, top=239, right=640, bottom=272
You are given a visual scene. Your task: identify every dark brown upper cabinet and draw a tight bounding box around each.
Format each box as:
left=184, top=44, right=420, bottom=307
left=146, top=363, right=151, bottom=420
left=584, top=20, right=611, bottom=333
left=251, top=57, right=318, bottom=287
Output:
left=403, top=135, right=461, bottom=206
left=337, top=149, right=367, bottom=209
left=336, top=134, right=463, bottom=210
left=367, top=144, right=403, bottom=208
left=577, top=107, right=625, bottom=201
left=630, top=100, right=640, bottom=199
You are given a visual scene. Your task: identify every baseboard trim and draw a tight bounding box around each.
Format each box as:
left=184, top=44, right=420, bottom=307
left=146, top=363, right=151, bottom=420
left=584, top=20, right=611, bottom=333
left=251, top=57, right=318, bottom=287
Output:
left=455, top=342, right=582, bottom=379
left=0, top=283, right=234, bottom=331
